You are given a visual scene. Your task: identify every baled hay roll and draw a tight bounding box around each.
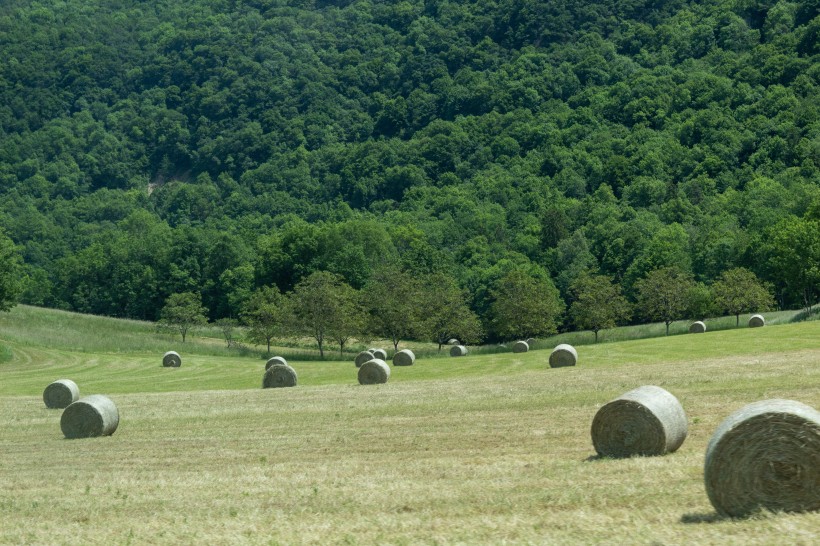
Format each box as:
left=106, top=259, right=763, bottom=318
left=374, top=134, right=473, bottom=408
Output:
left=354, top=350, right=375, bottom=368
left=450, top=345, right=468, bottom=357
left=591, top=385, right=688, bottom=458
left=60, top=395, right=119, bottom=439
left=748, top=314, right=765, bottom=328
left=549, top=344, right=577, bottom=368
left=447, top=338, right=459, bottom=345
left=162, top=351, right=181, bottom=367
left=43, top=379, right=80, bottom=409
left=704, top=399, right=820, bottom=518
left=392, top=349, right=415, bottom=366
left=358, top=359, right=390, bottom=385
left=265, top=356, right=288, bottom=371
left=689, top=321, right=706, bottom=333
left=526, top=338, right=536, bottom=346
left=263, top=364, right=298, bottom=388
left=369, top=348, right=388, bottom=360
left=512, top=340, right=529, bottom=353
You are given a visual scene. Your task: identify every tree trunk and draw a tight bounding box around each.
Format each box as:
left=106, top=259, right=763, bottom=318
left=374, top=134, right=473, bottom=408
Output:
left=736, top=314, right=739, bottom=327
left=593, top=329, right=598, bottom=343
left=665, top=321, right=670, bottom=336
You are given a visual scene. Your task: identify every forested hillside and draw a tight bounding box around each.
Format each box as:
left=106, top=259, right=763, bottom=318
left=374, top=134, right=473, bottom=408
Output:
left=1, top=0, right=819, bottom=338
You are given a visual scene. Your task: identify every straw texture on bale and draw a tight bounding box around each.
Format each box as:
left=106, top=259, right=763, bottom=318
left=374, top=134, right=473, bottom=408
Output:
left=704, top=399, right=820, bottom=518
left=392, top=349, right=415, bottom=366
left=549, top=344, right=577, bottom=368
left=526, top=338, right=536, bottom=346
left=447, top=338, right=459, bottom=345
left=354, top=350, right=375, bottom=368
left=162, top=351, right=181, bottom=367
left=265, top=356, right=288, bottom=371
left=450, top=345, right=468, bottom=357
left=689, top=321, right=706, bottom=333
left=43, top=379, right=80, bottom=409
left=369, top=348, right=388, bottom=360
left=591, top=385, right=688, bottom=458
left=358, top=359, right=390, bottom=385
left=263, top=364, right=297, bottom=388
left=512, top=341, right=529, bottom=353
left=748, top=314, right=765, bottom=328
left=60, top=395, right=119, bottom=439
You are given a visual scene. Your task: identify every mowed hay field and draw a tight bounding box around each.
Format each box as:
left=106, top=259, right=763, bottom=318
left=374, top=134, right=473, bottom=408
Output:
left=1, top=307, right=819, bottom=545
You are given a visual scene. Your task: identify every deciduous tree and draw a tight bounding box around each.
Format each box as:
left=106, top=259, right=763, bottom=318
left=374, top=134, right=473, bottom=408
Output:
left=569, top=274, right=631, bottom=342
left=634, top=267, right=696, bottom=335
left=712, top=267, right=775, bottom=325
left=159, top=292, right=208, bottom=343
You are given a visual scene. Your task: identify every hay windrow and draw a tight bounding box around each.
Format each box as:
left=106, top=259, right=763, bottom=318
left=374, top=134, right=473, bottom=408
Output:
left=591, top=385, right=688, bottom=458
left=43, top=379, right=79, bottom=409
left=60, top=395, right=119, bottom=439
left=265, top=356, right=288, bottom=371
left=704, top=399, right=820, bottom=518
left=689, top=321, right=706, bottom=333
left=748, top=314, right=765, bottom=328
left=358, top=359, right=390, bottom=384
left=549, top=344, right=577, bottom=368
left=162, top=351, right=181, bottom=367
left=392, top=349, right=415, bottom=366
left=369, top=348, right=388, bottom=360
left=450, top=345, right=468, bottom=357
left=263, top=364, right=298, bottom=388
left=512, top=341, right=529, bottom=353
left=354, top=350, right=375, bottom=368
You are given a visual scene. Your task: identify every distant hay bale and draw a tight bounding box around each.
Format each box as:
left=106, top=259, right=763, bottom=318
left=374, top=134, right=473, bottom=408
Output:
left=369, top=348, right=388, bottom=360
left=447, top=338, right=460, bottom=345
left=265, top=356, right=288, bottom=371
left=704, top=399, right=820, bottom=518
left=549, top=344, right=577, bottom=368
left=263, top=364, right=297, bottom=388
left=526, top=338, right=536, bottom=346
left=512, top=341, right=529, bottom=353
left=392, top=349, right=415, bottom=366
left=358, top=359, right=390, bottom=385
left=748, top=314, right=765, bottom=328
left=354, top=350, right=375, bottom=368
left=60, top=395, right=119, bottom=439
left=689, top=321, right=706, bottom=334
left=450, top=345, right=468, bottom=357
left=591, top=385, right=688, bottom=458
left=162, top=351, right=181, bottom=367
left=43, top=379, right=79, bottom=409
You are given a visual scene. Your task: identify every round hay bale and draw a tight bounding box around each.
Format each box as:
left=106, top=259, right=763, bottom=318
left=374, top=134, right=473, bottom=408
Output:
left=447, top=338, right=459, bottom=345
left=526, top=338, right=536, bottom=346
left=689, top=321, right=706, bottom=334
left=162, top=351, right=181, bottom=367
left=748, top=314, right=765, bottom=328
left=265, top=356, right=288, bottom=371
left=43, top=379, right=80, bottom=409
left=512, top=340, right=529, bottom=353
left=263, top=364, right=297, bottom=388
left=704, top=399, right=820, bottom=518
left=591, top=385, right=688, bottom=458
left=549, top=344, right=577, bottom=368
left=450, top=345, right=468, bottom=357
left=354, top=350, right=375, bottom=368
left=358, top=359, right=390, bottom=385
left=60, top=395, right=119, bottom=439
left=392, top=349, right=415, bottom=366
left=369, top=348, right=388, bottom=360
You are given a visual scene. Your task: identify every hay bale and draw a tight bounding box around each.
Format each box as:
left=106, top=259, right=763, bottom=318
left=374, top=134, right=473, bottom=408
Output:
left=369, top=348, right=388, bottom=360
left=358, top=359, right=390, bottom=385
left=43, top=379, right=80, bottom=409
left=704, top=399, right=820, bottom=518
left=591, top=385, right=688, bottom=458
left=450, top=345, right=468, bottom=357
left=354, top=350, right=375, bottom=368
left=447, top=338, right=460, bottom=345
left=265, top=356, right=288, bottom=371
left=263, top=364, right=297, bottom=388
left=512, top=340, right=529, bottom=353
left=748, top=314, right=765, bottom=328
left=549, top=344, right=577, bottom=368
left=526, top=338, right=536, bottom=346
left=60, top=395, right=119, bottom=439
left=689, top=321, right=706, bottom=334
left=392, top=349, right=415, bottom=366
left=162, top=351, right=181, bottom=367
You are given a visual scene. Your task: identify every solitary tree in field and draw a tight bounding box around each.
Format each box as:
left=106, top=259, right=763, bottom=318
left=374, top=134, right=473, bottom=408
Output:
left=419, top=272, right=483, bottom=350
left=634, top=267, right=696, bottom=335
left=711, top=267, right=775, bottom=326
left=0, top=232, right=21, bottom=312
left=159, top=292, right=208, bottom=342
left=488, top=269, right=564, bottom=341
left=361, top=266, right=423, bottom=351
left=569, top=274, right=631, bottom=343
left=242, top=286, right=286, bottom=354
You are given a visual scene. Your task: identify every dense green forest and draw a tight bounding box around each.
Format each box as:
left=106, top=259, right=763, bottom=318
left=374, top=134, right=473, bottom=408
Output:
left=1, top=0, right=819, bottom=341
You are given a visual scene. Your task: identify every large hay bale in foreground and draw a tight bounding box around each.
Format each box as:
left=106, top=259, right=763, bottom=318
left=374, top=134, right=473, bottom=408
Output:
left=512, top=341, right=529, bottom=353
left=354, top=350, right=375, bottom=368
left=369, top=348, right=388, bottom=360
left=748, top=314, right=765, bottom=328
left=263, top=364, right=297, bottom=388
left=392, top=349, right=415, bottom=366
left=43, top=379, right=80, bottom=409
left=591, top=385, right=688, bottom=458
left=689, top=321, right=706, bottom=333
left=265, top=356, right=288, bottom=371
left=450, top=345, right=468, bottom=357
left=704, top=399, right=820, bottom=518
left=549, top=344, right=577, bottom=368
left=358, top=359, right=390, bottom=385
left=60, top=395, right=119, bottom=439
left=162, top=351, right=181, bottom=367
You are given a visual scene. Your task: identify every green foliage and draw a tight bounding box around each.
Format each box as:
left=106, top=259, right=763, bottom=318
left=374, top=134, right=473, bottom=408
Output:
left=634, top=267, right=697, bottom=335
left=569, top=274, right=631, bottom=342
left=361, top=266, right=423, bottom=350
left=0, top=232, right=22, bottom=312
left=242, top=286, right=286, bottom=354
left=712, top=267, right=776, bottom=325
left=488, top=269, right=564, bottom=341
left=159, top=292, right=208, bottom=342
left=418, top=272, right=483, bottom=349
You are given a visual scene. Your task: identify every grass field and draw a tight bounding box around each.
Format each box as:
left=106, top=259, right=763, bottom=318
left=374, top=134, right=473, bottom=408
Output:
left=1, top=306, right=818, bottom=545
